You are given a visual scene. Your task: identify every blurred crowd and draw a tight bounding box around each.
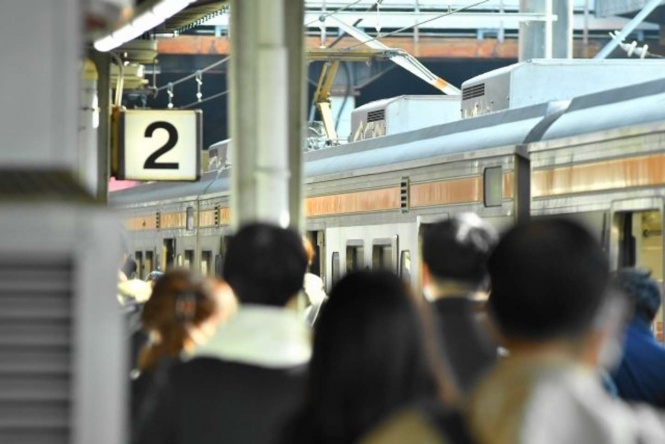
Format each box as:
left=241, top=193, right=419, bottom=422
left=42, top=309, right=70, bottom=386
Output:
left=119, top=216, right=665, bottom=444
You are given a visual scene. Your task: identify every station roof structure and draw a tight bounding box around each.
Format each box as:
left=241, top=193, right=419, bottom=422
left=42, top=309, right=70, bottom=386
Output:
left=90, top=1, right=665, bottom=59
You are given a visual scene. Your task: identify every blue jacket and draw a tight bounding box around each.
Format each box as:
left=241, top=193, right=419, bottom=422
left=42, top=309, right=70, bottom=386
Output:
left=612, top=319, right=665, bottom=408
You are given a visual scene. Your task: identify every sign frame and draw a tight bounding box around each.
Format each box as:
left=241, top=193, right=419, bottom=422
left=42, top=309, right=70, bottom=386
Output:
left=115, top=109, right=202, bottom=182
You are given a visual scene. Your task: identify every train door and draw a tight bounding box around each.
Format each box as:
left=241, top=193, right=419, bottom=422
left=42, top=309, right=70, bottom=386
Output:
left=610, top=198, right=664, bottom=343
left=134, top=251, right=143, bottom=279
left=162, top=238, right=176, bottom=271
left=184, top=249, right=195, bottom=269
left=372, top=236, right=398, bottom=273
left=145, top=250, right=154, bottom=273
left=346, top=240, right=365, bottom=272
left=201, top=251, right=212, bottom=276
left=416, top=214, right=449, bottom=296
left=306, top=230, right=325, bottom=281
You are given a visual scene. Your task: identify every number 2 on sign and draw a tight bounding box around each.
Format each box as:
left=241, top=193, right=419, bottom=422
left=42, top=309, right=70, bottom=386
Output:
left=144, top=121, right=179, bottom=169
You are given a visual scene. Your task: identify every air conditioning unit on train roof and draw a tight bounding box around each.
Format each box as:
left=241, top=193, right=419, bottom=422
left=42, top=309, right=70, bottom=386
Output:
left=461, top=59, right=665, bottom=119
left=350, top=95, right=460, bottom=142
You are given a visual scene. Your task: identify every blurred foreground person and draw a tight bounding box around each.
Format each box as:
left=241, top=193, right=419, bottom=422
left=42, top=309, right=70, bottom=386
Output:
left=611, top=268, right=665, bottom=407
left=282, top=271, right=470, bottom=444
left=132, top=270, right=226, bottom=419
left=301, top=236, right=327, bottom=325
left=134, top=223, right=309, bottom=444
left=421, top=214, right=498, bottom=394
left=468, top=219, right=665, bottom=444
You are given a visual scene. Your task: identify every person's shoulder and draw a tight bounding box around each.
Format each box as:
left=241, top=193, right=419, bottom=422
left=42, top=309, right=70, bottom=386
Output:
left=359, top=409, right=445, bottom=444
left=359, top=401, right=471, bottom=444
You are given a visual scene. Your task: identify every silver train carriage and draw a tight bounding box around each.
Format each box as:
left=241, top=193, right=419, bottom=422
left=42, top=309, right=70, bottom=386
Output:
left=111, top=77, right=665, bottom=340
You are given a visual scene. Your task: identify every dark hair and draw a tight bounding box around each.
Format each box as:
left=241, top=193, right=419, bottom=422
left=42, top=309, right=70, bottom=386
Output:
left=614, top=268, right=662, bottom=323
left=122, top=257, right=138, bottom=279
left=286, top=271, right=446, bottom=443
left=139, top=269, right=216, bottom=372
left=488, top=219, right=610, bottom=341
left=421, top=214, right=497, bottom=287
left=223, top=223, right=307, bottom=306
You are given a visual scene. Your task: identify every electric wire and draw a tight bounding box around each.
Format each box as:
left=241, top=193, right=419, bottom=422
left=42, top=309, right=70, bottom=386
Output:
left=180, top=89, right=229, bottom=109
left=342, top=0, right=489, bottom=50
left=155, top=56, right=230, bottom=92
left=305, top=0, right=367, bottom=27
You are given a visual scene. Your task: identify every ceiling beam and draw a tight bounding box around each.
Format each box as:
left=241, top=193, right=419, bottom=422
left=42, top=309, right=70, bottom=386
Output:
left=157, top=35, right=605, bottom=59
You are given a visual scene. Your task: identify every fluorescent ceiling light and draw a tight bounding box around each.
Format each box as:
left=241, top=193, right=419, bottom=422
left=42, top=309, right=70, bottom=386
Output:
left=94, top=0, right=194, bottom=52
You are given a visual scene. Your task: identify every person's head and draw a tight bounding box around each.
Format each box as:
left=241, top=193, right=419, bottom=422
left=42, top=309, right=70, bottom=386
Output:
left=614, top=268, right=662, bottom=324
left=139, top=269, right=221, bottom=372
left=145, top=270, right=164, bottom=288
left=421, top=213, right=497, bottom=294
left=223, top=222, right=307, bottom=307
left=301, top=270, right=452, bottom=442
left=121, top=256, right=138, bottom=280
left=488, top=219, right=612, bottom=359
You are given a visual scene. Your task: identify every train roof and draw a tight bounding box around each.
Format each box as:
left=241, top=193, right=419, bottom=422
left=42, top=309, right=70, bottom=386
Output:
left=111, top=76, right=665, bottom=207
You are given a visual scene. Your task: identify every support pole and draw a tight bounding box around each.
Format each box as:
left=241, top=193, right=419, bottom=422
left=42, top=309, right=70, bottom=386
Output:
left=594, top=0, right=662, bottom=59
left=90, top=51, right=111, bottom=202
left=230, top=0, right=305, bottom=229
left=287, top=0, right=306, bottom=231
left=552, top=0, right=572, bottom=58
left=519, top=0, right=553, bottom=61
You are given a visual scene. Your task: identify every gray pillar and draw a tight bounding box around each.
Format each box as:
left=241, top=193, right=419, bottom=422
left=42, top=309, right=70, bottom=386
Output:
left=93, top=53, right=112, bottom=203
left=230, top=0, right=304, bottom=229
left=0, top=0, right=79, bottom=171
left=286, top=1, right=306, bottom=231
left=552, top=0, right=573, bottom=58
left=519, top=0, right=553, bottom=61
left=89, top=52, right=112, bottom=203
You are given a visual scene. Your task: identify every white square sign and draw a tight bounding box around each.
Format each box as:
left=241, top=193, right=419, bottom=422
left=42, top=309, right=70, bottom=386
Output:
left=117, top=110, right=202, bottom=181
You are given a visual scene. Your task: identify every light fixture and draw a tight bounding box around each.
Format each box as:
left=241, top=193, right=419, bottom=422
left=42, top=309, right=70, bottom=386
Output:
left=94, top=0, right=195, bottom=52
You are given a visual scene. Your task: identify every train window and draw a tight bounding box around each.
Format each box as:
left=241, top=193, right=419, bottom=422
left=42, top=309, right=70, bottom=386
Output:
left=400, top=250, right=411, bottom=284
left=372, top=244, right=393, bottom=271
left=134, top=251, right=143, bottom=279
left=145, top=251, right=154, bottom=274
left=201, top=251, right=212, bottom=276
left=346, top=241, right=364, bottom=272
left=372, top=237, right=398, bottom=272
left=184, top=250, right=195, bottom=269
left=483, top=166, right=503, bottom=208
left=331, top=252, right=340, bottom=285
left=215, top=254, right=223, bottom=277
left=163, top=238, right=176, bottom=270
left=186, top=206, right=195, bottom=231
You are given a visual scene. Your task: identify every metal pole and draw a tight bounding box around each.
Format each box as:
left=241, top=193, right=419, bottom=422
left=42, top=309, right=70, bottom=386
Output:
left=230, top=0, right=301, bottom=228
left=90, top=52, right=111, bottom=202
left=552, top=0, right=572, bottom=58
left=594, top=0, right=663, bottom=59
left=287, top=1, right=306, bottom=231
left=519, top=0, right=553, bottom=61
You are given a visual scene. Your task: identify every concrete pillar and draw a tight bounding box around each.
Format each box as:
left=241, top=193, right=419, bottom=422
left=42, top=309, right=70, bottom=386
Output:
left=79, top=59, right=102, bottom=198
left=552, top=0, right=573, bottom=58
left=230, top=0, right=305, bottom=229
left=286, top=0, right=306, bottom=231
left=90, top=52, right=112, bottom=202
left=519, top=0, right=553, bottom=61
left=0, top=0, right=79, bottom=171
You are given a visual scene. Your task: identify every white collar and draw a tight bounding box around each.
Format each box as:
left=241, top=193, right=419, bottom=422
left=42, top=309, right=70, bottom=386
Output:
left=189, top=305, right=312, bottom=369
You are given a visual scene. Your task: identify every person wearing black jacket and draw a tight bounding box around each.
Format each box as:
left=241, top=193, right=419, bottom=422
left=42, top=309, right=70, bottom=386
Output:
left=421, top=214, right=498, bottom=394
left=133, top=223, right=310, bottom=444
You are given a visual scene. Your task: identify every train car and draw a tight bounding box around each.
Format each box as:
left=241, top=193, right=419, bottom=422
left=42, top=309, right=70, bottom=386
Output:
left=111, top=73, right=665, bottom=339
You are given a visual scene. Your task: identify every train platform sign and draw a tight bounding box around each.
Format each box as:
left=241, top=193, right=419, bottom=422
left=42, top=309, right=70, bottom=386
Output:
left=113, top=109, right=202, bottom=181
